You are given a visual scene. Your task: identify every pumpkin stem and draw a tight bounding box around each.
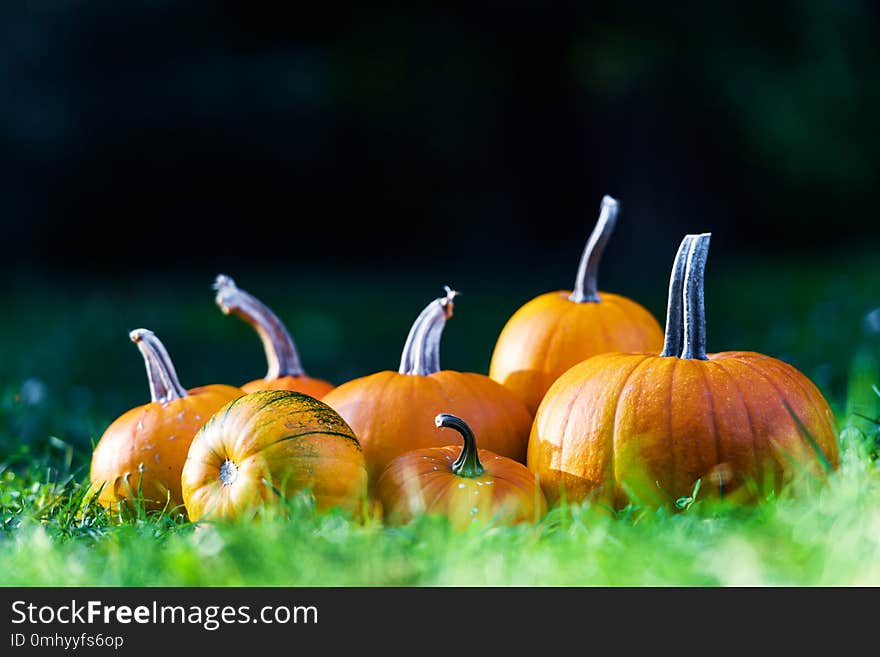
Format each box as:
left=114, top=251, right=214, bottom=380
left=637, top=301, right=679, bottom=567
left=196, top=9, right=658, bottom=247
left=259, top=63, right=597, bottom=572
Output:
left=437, top=413, right=484, bottom=478
left=569, top=195, right=619, bottom=303
left=213, top=274, right=305, bottom=379
left=398, top=286, right=459, bottom=376
left=660, top=235, right=694, bottom=358
left=130, top=329, right=188, bottom=403
left=680, top=233, right=711, bottom=360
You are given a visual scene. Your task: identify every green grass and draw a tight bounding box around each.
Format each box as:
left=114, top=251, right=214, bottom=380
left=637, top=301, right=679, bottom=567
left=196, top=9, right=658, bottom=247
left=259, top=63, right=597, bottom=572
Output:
left=1, top=253, right=879, bottom=586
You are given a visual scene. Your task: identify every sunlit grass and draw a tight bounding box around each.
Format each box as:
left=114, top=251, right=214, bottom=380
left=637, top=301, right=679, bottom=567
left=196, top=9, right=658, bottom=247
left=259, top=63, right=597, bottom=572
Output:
left=0, top=391, right=878, bottom=586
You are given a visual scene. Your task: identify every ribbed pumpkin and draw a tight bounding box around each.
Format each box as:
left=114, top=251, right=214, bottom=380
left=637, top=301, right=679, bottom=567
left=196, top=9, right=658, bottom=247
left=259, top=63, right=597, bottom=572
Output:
left=322, top=287, right=532, bottom=487
left=377, top=413, right=547, bottom=529
left=181, top=390, right=367, bottom=521
left=528, top=233, right=839, bottom=507
left=214, top=274, right=334, bottom=397
left=89, top=329, right=244, bottom=513
left=489, top=196, right=664, bottom=415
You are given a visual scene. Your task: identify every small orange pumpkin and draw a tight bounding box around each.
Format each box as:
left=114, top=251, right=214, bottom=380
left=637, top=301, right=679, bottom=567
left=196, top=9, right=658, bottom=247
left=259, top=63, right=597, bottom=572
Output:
left=528, top=233, right=839, bottom=508
left=213, top=274, right=334, bottom=397
left=377, top=413, right=547, bottom=529
left=322, top=287, right=532, bottom=487
left=181, top=390, right=367, bottom=521
left=89, top=329, right=244, bottom=513
left=489, top=196, right=664, bottom=415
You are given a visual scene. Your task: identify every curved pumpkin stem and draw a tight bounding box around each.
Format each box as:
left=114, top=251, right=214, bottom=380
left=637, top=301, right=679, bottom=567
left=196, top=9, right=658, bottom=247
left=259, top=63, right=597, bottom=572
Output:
left=680, top=233, right=711, bottom=360
left=569, top=195, right=619, bottom=303
left=213, top=274, right=305, bottom=379
left=130, top=329, right=188, bottom=403
left=398, top=286, right=458, bottom=376
left=436, top=413, right=484, bottom=478
left=660, top=235, right=694, bottom=358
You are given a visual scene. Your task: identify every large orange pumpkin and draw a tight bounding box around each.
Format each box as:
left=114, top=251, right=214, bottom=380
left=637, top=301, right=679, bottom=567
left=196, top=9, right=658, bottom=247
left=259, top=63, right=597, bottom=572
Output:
left=322, top=287, right=532, bottom=487
left=89, top=329, right=244, bottom=513
left=489, top=196, right=664, bottom=415
left=213, top=274, right=334, bottom=397
left=182, top=390, right=367, bottom=521
left=528, top=233, right=839, bottom=508
left=377, top=413, right=547, bottom=529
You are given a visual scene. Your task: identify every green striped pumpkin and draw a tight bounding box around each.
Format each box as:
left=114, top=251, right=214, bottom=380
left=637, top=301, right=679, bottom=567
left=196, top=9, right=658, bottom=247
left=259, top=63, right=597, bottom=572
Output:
left=181, top=390, right=367, bottom=521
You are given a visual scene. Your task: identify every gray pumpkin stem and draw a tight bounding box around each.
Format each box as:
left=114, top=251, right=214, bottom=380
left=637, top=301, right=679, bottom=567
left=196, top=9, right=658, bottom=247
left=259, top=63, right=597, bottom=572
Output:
left=569, top=195, right=619, bottom=303
left=660, top=233, right=712, bottom=360
left=660, top=235, right=694, bottom=358
left=398, top=286, right=458, bottom=376
left=680, top=233, right=711, bottom=360
left=130, top=329, right=188, bottom=402
left=213, top=274, right=305, bottom=379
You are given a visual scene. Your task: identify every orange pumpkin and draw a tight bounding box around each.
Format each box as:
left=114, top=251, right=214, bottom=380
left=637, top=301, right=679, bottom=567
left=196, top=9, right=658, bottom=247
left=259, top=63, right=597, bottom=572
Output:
left=377, top=413, right=547, bottom=529
left=213, top=274, right=334, bottom=397
left=322, top=287, right=532, bottom=487
left=181, top=390, right=367, bottom=521
left=89, top=329, right=244, bottom=513
left=528, top=233, right=839, bottom=507
left=489, top=196, right=664, bottom=415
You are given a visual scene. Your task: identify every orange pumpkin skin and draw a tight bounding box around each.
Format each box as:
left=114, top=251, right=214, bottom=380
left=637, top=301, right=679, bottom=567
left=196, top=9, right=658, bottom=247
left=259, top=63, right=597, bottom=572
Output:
left=323, top=371, right=532, bottom=487
left=489, top=290, right=663, bottom=415
left=528, top=234, right=839, bottom=508
left=181, top=390, right=367, bottom=521
left=529, top=351, right=839, bottom=507
left=489, top=196, right=663, bottom=415
left=241, top=375, right=335, bottom=398
left=378, top=446, right=546, bottom=529
left=90, top=385, right=245, bottom=512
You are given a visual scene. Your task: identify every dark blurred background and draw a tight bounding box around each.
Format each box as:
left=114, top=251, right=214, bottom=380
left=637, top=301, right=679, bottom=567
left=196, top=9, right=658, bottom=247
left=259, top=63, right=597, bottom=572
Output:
left=3, top=1, right=880, bottom=270
left=2, top=1, right=880, bottom=457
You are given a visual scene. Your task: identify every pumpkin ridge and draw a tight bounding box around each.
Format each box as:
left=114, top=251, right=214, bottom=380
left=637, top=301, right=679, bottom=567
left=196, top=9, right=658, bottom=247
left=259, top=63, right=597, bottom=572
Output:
left=386, top=464, right=440, bottom=518
left=589, top=294, right=613, bottom=353
left=487, top=452, right=534, bottom=488
left=250, top=390, right=305, bottom=412
left=562, top=353, right=630, bottom=484
left=610, top=355, right=653, bottom=500
left=273, top=405, right=351, bottom=430
left=211, top=431, right=359, bottom=476
left=199, top=435, right=228, bottom=468
left=220, top=394, right=249, bottom=428
left=696, top=362, right=722, bottom=495
left=185, top=457, right=222, bottom=472
left=732, top=357, right=834, bottom=469
left=532, top=303, right=571, bottom=390
left=266, top=429, right=360, bottom=450
left=552, top=363, right=593, bottom=494
left=710, top=359, right=763, bottom=480
left=421, top=470, right=462, bottom=514
left=357, top=371, right=398, bottom=461
left=428, top=370, right=462, bottom=409
left=596, top=295, right=625, bottom=348
left=744, top=354, right=838, bottom=454
left=665, top=357, right=678, bottom=502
